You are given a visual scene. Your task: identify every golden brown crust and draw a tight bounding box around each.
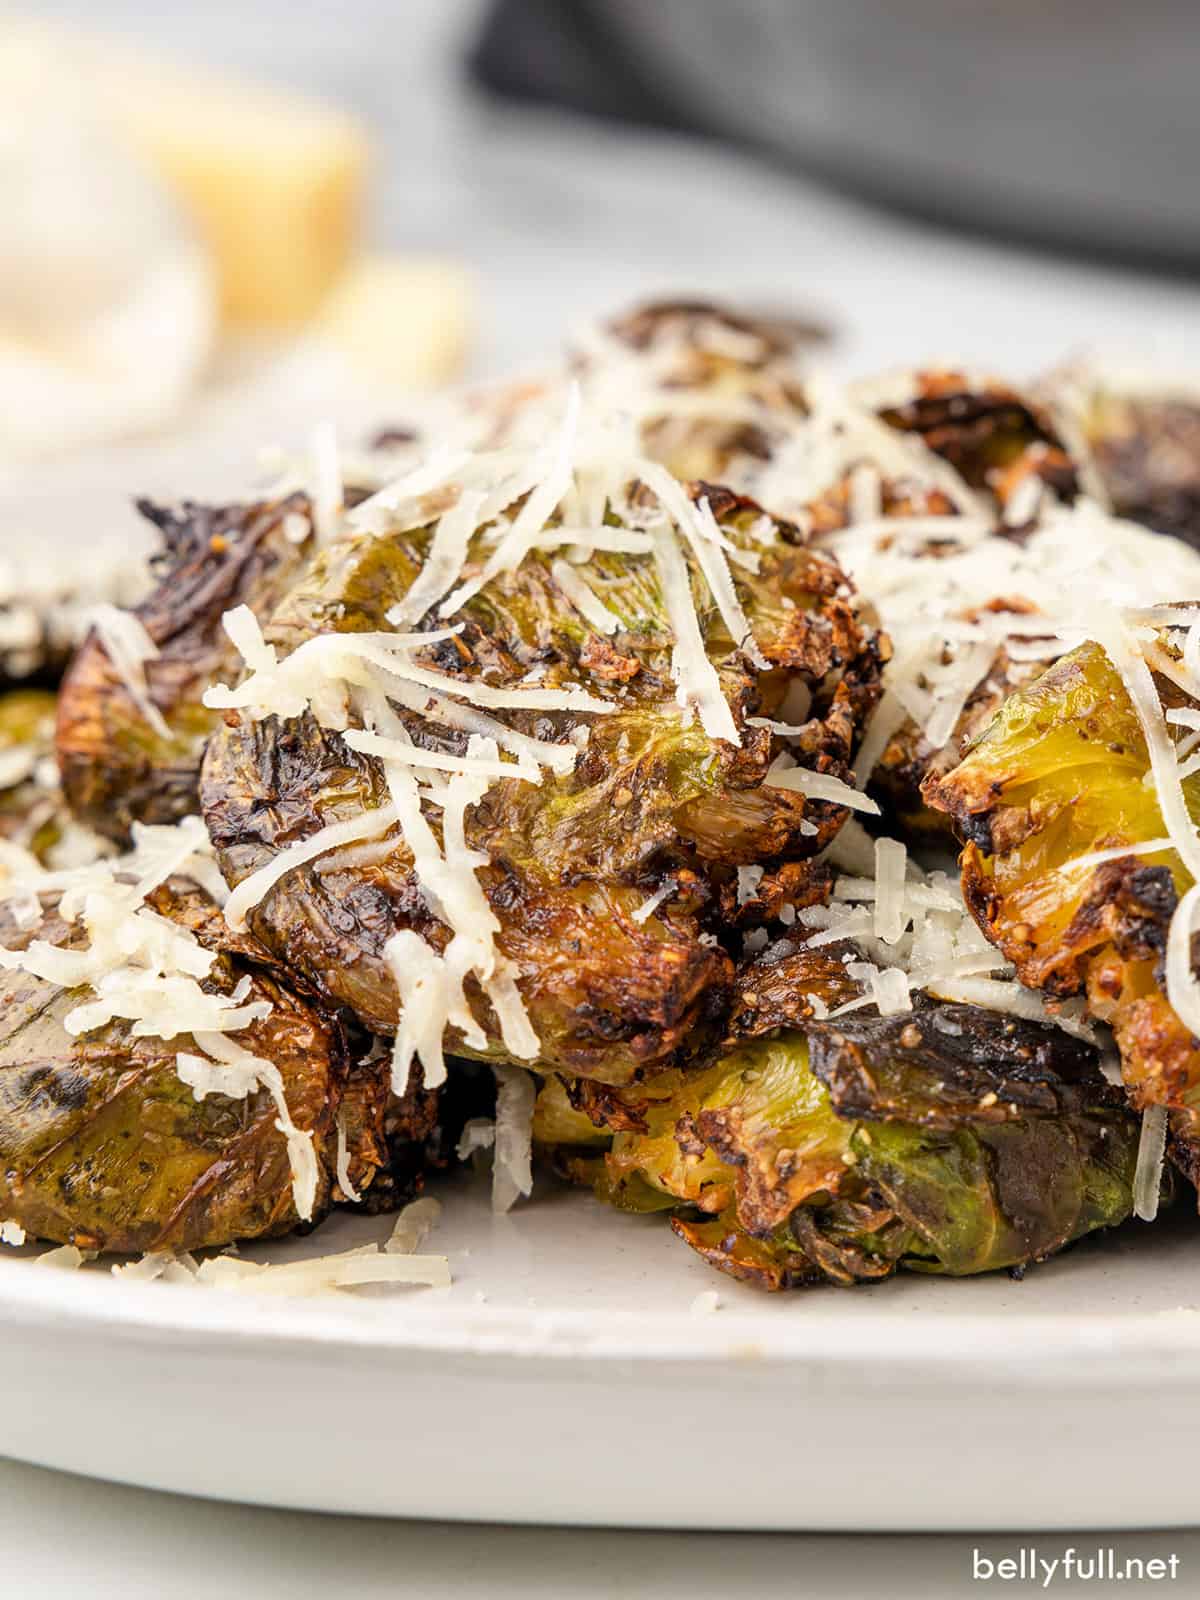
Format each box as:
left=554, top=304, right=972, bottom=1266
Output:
left=670, top=1212, right=822, bottom=1292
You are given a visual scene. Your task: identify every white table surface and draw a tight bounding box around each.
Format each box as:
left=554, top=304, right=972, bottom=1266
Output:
left=2, top=1456, right=1196, bottom=1599
left=13, top=2, right=1200, bottom=1590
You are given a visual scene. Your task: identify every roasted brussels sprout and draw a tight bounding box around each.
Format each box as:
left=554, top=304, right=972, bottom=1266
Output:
left=0, top=690, right=61, bottom=856
left=15, top=315, right=1179, bottom=1286
left=1063, top=379, right=1200, bottom=547
left=575, top=300, right=822, bottom=483
left=0, top=880, right=394, bottom=1253
left=201, top=483, right=882, bottom=1083
left=581, top=320, right=1079, bottom=524
left=924, top=638, right=1200, bottom=1133
left=0, top=688, right=112, bottom=877
left=873, top=369, right=1079, bottom=513
left=56, top=494, right=319, bottom=842
left=551, top=989, right=1140, bottom=1290
left=867, top=628, right=1055, bottom=838
left=0, top=689, right=56, bottom=757
left=774, top=369, right=1084, bottom=835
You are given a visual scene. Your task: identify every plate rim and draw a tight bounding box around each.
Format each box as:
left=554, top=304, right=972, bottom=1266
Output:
left=6, top=1253, right=1199, bottom=1383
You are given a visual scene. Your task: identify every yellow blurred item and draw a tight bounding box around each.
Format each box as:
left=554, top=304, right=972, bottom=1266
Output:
left=90, top=49, right=370, bottom=329
left=318, top=257, right=475, bottom=388
left=0, top=17, right=472, bottom=458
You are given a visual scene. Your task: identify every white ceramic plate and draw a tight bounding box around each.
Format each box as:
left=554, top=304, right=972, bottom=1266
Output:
left=1, top=1169, right=1198, bottom=1531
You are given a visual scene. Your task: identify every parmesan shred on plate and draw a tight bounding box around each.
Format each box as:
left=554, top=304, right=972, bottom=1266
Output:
left=99, top=1197, right=451, bottom=1295
left=1134, top=1106, right=1170, bottom=1224
left=491, top=1066, right=536, bottom=1214
left=386, top=1196, right=443, bottom=1254
left=108, top=1245, right=451, bottom=1297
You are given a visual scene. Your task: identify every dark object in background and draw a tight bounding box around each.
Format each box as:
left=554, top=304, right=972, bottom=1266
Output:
left=471, top=0, right=690, bottom=132
left=473, top=0, right=1200, bottom=265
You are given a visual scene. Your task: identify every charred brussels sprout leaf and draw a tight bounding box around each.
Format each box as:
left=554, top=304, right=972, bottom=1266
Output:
left=56, top=494, right=318, bottom=842
left=805, top=1004, right=1106, bottom=1128
left=725, top=930, right=865, bottom=1039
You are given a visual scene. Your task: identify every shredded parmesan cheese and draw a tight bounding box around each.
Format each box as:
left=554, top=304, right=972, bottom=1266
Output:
left=632, top=882, right=674, bottom=924
left=873, top=838, right=907, bottom=944
left=89, top=603, right=171, bottom=741
left=925, top=977, right=1096, bottom=1042
left=386, top=1196, right=442, bottom=1254
left=335, top=1109, right=361, bottom=1204
left=388, top=489, right=488, bottom=626
left=550, top=557, right=620, bottom=634
left=193, top=1246, right=451, bottom=1296
left=1093, top=619, right=1200, bottom=884
left=384, top=929, right=452, bottom=1092
left=1134, top=1105, right=1169, bottom=1223
left=178, top=1031, right=319, bottom=1222
left=342, top=729, right=539, bottom=784
left=650, top=522, right=738, bottom=743
left=223, top=804, right=400, bottom=932
left=439, top=384, right=582, bottom=615
left=112, top=1251, right=199, bottom=1284
left=492, top=1065, right=535, bottom=1214
left=765, top=760, right=881, bottom=814
left=1166, top=882, right=1200, bottom=1043
left=736, top=865, right=765, bottom=907
left=309, top=420, right=344, bottom=546
left=639, top=462, right=768, bottom=671
left=871, top=966, right=912, bottom=1015
left=457, top=1118, right=496, bottom=1162
left=34, top=1244, right=93, bottom=1270
left=1058, top=838, right=1176, bottom=876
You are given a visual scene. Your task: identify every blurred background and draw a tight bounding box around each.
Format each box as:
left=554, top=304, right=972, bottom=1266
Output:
left=6, top=0, right=1200, bottom=520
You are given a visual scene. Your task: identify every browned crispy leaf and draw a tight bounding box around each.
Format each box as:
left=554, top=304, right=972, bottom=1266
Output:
left=56, top=494, right=318, bottom=841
